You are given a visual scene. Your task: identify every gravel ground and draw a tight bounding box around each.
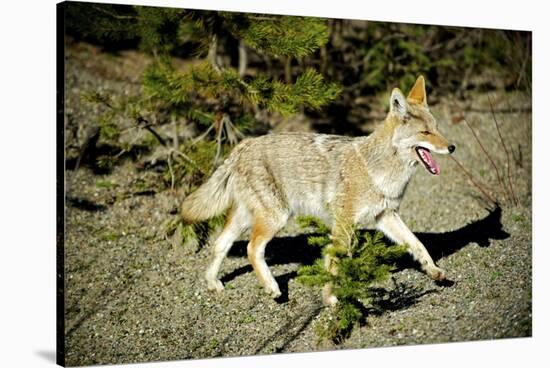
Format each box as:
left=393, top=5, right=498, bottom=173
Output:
left=63, top=42, right=532, bottom=366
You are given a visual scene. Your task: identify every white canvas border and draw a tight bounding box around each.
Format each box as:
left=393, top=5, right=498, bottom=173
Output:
left=1, top=0, right=546, bottom=367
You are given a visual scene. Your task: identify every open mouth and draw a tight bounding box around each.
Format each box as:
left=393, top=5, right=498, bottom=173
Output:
left=415, top=147, right=441, bottom=175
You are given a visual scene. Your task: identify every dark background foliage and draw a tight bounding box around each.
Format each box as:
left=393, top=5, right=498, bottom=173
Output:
left=64, top=1, right=531, bottom=190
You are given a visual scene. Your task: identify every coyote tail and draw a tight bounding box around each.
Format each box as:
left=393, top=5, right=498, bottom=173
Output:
left=180, top=160, right=234, bottom=224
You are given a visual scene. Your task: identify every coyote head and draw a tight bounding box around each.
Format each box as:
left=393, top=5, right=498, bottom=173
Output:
left=387, top=76, right=455, bottom=175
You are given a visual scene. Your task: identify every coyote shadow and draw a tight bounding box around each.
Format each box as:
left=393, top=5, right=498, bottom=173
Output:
left=417, top=206, right=509, bottom=260
left=222, top=206, right=508, bottom=299
left=67, top=196, right=107, bottom=212
left=221, top=234, right=320, bottom=302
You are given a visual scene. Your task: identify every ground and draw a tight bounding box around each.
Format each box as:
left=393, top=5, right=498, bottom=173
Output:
left=63, top=41, right=532, bottom=366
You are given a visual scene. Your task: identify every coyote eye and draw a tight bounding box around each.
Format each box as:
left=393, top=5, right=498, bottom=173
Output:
left=420, top=131, right=430, bottom=135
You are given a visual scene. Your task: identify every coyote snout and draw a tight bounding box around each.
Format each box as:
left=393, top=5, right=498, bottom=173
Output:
left=181, top=75, right=452, bottom=305
left=413, top=133, right=455, bottom=176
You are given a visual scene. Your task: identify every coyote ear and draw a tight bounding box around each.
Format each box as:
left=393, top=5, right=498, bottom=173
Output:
left=390, top=88, right=408, bottom=118
left=407, top=75, right=428, bottom=106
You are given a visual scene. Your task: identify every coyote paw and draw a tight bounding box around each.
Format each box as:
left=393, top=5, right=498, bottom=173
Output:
left=322, top=284, right=338, bottom=306
left=323, top=294, right=338, bottom=307
left=427, top=266, right=446, bottom=281
left=266, top=283, right=282, bottom=299
left=269, top=289, right=282, bottom=299
left=206, top=279, right=224, bottom=292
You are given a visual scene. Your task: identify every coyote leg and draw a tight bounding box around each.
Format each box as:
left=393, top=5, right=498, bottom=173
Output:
left=247, top=217, right=285, bottom=298
left=322, top=243, right=339, bottom=307
left=323, top=215, right=355, bottom=306
left=376, top=210, right=446, bottom=281
left=205, top=207, right=248, bottom=292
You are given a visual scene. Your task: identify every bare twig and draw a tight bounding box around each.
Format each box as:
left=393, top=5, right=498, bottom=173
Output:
left=214, top=115, right=224, bottom=166
left=167, top=153, right=176, bottom=191
left=462, top=118, right=510, bottom=203
left=247, top=15, right=278, bottom=21
left=191, top=123, right=216, bottom=146
left=511, top=144, right=523, bottom=169
left=222, top=114, right=245, bottom=145
left=504, top=96, right=525, bottom=169
left=487, top=94, right=519, bottom=206
left=170, top=149, right=206, bottom=175
left=171, top=118, right=180, bottom=150
left=86, top=91, right=114, bottom=109
left=450, top=156, right=498, bottom=205
left=514, top=32, right=530, bottom=89
left=464, top=106, right=531, bottom=114
left=92, top=5, right=137, bottom=20
left=136, top=116, right=167, bottom=147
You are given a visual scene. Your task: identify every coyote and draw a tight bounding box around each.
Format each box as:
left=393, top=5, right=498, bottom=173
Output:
left=181, top=76, right=455, bottom=305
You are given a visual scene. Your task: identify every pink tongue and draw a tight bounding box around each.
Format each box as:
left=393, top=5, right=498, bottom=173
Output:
left=418, top=148, right=440, bottom=175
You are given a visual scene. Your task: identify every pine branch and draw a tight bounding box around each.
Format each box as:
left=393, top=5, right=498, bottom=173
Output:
left=234, top=15, right=329, bottom=57
left=296, top=217, right=407, bottom=343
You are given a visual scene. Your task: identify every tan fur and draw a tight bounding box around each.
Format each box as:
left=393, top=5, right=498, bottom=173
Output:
left=181, top=76, right=455, bottom=305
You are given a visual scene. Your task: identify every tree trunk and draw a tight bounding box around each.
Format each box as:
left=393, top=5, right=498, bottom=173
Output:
left=208, top=34, right=221, bottom=72
left=238, top=40, right=248, bottom=78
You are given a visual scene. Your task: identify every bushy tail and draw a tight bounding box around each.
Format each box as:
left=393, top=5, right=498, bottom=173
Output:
left=180, top=162, right=234, bottom=224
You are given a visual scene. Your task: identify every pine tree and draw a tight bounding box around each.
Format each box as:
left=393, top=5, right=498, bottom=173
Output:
left=76, top=4, right=341, bottom=248
left=139, top=10, right=341, bottom=142
left=79, top=5, right=340, bottom=178
left=295, top=216, right=407, bottom=343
